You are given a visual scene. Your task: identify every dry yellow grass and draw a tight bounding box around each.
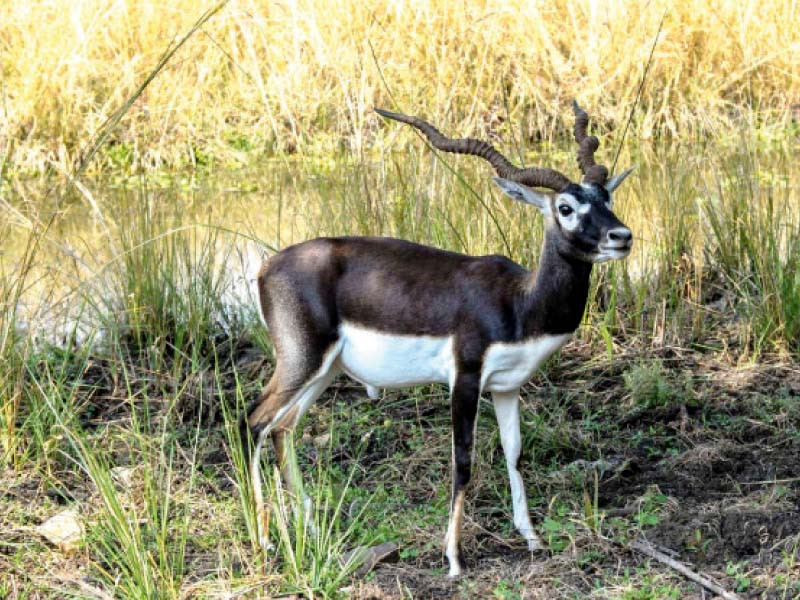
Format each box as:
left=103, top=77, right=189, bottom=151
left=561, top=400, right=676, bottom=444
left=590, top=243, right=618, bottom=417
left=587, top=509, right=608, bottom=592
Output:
left=1, top=0, right=798, bottom=172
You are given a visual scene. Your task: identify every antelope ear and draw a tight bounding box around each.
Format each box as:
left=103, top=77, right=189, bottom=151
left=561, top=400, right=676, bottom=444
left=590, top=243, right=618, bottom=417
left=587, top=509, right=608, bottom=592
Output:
left=605, top=165, right=636, bottom=193
left=493, top=178, right=550, bottom=213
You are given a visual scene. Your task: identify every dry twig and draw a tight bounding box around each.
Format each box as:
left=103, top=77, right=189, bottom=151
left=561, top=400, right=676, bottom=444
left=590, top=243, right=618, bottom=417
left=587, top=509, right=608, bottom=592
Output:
left=630, top=539, right=741, bottom=600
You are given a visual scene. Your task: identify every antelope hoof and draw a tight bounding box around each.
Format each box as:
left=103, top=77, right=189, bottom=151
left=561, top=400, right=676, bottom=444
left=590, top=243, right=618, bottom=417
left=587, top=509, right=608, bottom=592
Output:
left=444, top=542, right=466, bottom=578
left=527, top=536, right=544, bottom=552
left=521, top=530, right=544, bottom=552
left=520, top=529, right=546, bottom=552
left=447, top=555, right=465, bottom=578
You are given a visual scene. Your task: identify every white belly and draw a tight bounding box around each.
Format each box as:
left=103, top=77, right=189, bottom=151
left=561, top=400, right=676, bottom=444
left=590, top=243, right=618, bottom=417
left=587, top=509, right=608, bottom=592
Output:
left=337, top=321, right=569, bottom=394
left=338, top=321, right=455, bottom=388
left=480, top=334, right=571, bottom=392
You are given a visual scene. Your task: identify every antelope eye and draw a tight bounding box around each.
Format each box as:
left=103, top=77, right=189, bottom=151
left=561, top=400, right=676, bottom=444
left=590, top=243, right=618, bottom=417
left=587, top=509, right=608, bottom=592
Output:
left=558, top=204, right=574, bottom=217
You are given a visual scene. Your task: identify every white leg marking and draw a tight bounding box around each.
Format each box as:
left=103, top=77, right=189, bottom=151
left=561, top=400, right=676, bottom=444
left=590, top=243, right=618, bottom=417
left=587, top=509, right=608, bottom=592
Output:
left=444, top=491, right=465, bottom=577
left=493, top=390, right=543, bottom=551
left=445, top=376, right=463, bottom=577
left=251, top=427, right=273, bottom=550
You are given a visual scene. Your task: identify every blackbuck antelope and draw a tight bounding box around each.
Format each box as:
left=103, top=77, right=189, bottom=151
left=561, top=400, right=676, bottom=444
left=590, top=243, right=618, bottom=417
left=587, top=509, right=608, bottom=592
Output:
left=242, top=101, right=635, bottom=577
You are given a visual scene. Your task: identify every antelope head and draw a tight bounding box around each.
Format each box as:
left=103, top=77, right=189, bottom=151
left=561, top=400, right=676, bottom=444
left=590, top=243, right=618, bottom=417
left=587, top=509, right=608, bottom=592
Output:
left=375, top=101, right=635, bottom=264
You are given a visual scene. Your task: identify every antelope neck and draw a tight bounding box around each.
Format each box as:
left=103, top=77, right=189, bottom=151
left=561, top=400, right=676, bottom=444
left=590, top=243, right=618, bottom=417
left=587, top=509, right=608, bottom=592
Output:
left=520, top=232, right=593, bottom=336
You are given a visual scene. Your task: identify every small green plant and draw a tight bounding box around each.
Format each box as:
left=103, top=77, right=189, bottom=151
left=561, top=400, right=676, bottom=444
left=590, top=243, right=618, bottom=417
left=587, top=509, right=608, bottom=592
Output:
left=492, top=578, right=524, bottom=600
left=398, top=546, right=419, bottom=561
left=613, top=566, right=684, bottom=600
left=578, top=549, right=605, bottom=567
left=106, top=141, right=135, bottom=169
left=634, top=489, right=669, bottom=528
left=725, top=561, right=752, bottom=593
left=582, top=470, right=602, bottom=534
left=686, top=528, right=711, bottom=559
left=542, top=503, right=577, bottom=553
left=227, top=134, right=255, bottom=153
left=623, top=360, right=688, bottom=410
left=618, top=580, right=682, bottom=600
left=777, top=542, right=800, bottom=598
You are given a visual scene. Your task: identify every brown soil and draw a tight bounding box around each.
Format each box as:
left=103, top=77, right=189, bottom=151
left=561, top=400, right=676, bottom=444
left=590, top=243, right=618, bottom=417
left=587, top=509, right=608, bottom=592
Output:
left=353, top=348, right=800, bottom=599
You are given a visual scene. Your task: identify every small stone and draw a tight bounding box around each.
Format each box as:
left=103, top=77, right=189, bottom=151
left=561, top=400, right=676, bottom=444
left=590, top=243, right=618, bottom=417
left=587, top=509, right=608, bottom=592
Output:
left=36, top=507, right=83, bottom=553
left=110, top=466, right=135, bottom=488
left=313, top=432, right=331, bottom=447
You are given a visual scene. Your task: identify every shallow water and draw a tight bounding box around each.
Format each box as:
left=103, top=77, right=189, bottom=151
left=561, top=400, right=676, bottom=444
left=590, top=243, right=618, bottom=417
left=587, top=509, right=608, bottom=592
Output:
left=3, top=136, right=799, bottom=346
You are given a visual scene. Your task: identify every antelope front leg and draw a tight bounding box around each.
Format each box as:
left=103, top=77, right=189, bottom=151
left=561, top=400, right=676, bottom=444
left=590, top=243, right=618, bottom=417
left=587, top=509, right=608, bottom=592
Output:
left=492, top=390, right=543, bottom=551
left=444, top=372, right=480, bottom=577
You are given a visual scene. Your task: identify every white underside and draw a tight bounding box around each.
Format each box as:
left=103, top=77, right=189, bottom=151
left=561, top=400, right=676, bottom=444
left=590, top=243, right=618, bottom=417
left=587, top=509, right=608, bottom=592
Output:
left=337, top=321, right=570, bottom=394
left=337, top=322, right=455, bottom=388
left=480, top=333, right=572, bottom=392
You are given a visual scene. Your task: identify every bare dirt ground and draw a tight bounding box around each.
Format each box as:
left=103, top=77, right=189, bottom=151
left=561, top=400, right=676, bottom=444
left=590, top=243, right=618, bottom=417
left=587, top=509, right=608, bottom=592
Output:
left=348, top=348, right=800, bottom=599
left=2, top=342, right=799, bottom=598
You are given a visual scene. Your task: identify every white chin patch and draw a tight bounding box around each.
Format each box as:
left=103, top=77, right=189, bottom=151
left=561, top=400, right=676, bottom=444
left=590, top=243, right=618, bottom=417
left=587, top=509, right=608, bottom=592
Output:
left=593, top=248, right=630, bottom=263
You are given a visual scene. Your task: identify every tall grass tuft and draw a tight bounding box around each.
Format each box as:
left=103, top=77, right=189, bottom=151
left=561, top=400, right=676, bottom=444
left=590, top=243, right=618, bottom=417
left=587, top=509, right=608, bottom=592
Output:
left=82, top=186, right=240, bottom=371
left=0, top=220, right=62, bottom=468
left=222, top=360, right=381, bottom=597
left=701, top=146, right=800, bottom=356
left=2, top=0, right=798, bottom=173
left=30, top=359, right=203, bottom=598
left=0, top=249, right=28, bottom=466
left=263, top=434, right=379, bottom=598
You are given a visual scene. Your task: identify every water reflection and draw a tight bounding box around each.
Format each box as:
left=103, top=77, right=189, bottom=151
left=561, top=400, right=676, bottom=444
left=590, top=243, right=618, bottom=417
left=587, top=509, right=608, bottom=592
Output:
left=2, top=138, right=798, bottom=346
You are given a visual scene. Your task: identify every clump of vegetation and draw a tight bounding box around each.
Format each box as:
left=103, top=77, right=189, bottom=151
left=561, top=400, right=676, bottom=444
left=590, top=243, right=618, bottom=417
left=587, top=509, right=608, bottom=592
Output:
left=97, top=190, right=238, bottom=363
left=1, top=0, right=799, bottom=173
left=623, top=360, right=691, bottom=410
left=0, top=221, right=51, bottom=467
left=701, top=150, right=800, bottom=356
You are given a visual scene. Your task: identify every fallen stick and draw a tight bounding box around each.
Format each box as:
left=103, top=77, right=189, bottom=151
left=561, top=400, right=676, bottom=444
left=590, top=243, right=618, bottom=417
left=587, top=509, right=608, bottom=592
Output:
left=630, top=539, right=741, bottom=600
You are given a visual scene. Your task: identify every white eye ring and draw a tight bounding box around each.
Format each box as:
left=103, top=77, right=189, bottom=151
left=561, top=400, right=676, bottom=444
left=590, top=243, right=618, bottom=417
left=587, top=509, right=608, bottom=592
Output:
left=558, top=204, right=574, bottom=217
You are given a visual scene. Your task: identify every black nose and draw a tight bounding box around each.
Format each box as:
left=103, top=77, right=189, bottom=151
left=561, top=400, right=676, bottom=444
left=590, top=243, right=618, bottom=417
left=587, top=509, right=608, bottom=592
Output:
left=607, top=228, right=632, bottom=244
